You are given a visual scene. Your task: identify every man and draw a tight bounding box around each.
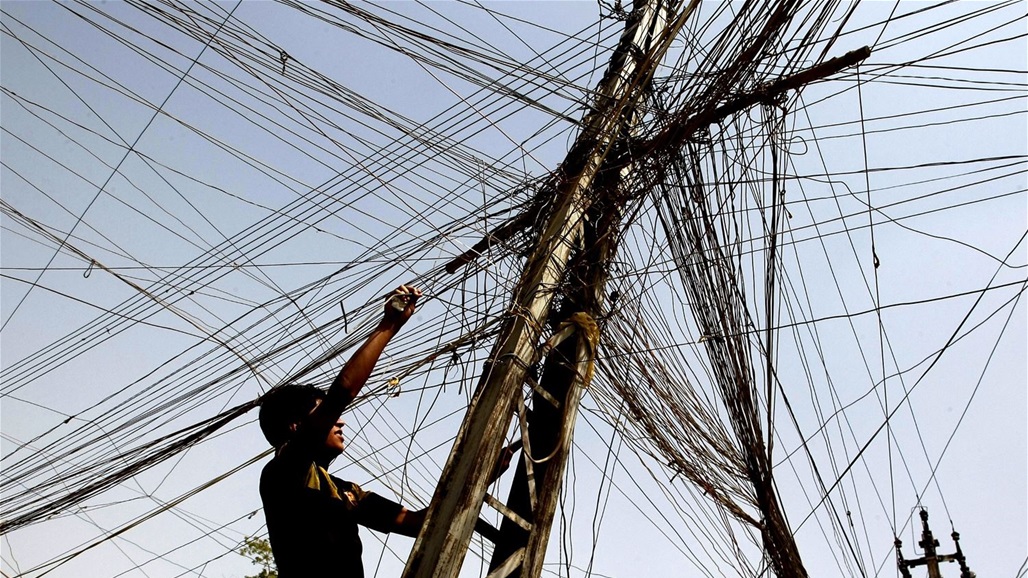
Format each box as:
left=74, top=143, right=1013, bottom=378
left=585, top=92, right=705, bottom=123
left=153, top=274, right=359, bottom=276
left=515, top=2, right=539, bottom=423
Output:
left=258, top=285, right=425, bottom=577
left=258, top=286, right=517, bottom=577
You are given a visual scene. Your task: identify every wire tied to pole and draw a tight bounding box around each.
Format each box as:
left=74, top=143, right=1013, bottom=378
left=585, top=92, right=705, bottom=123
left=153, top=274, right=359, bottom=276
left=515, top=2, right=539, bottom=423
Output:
left=539, top=312, right=599, bottom=388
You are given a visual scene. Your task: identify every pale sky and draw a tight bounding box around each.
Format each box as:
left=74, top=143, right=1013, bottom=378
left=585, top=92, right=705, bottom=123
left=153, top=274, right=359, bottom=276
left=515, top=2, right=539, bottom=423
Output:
left=1, top=2, right=1025, bottom=578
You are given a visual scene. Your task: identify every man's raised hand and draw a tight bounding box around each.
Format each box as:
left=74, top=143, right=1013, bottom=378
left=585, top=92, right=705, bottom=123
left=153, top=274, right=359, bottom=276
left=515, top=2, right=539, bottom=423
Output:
left=383, top=285, right=422, bottom=328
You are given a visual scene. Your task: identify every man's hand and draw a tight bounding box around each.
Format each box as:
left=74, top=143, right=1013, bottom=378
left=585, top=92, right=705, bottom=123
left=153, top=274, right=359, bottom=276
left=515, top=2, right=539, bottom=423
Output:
left=382, top=285, right=421, bottom=329
left=392, top=507, right=505, bottom=540
left=315, top=285, right=422, bottom=425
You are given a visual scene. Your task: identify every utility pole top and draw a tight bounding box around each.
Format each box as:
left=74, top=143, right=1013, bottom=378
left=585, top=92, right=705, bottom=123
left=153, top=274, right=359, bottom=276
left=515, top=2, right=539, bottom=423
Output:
left=896, top=509, right=975, bottom=578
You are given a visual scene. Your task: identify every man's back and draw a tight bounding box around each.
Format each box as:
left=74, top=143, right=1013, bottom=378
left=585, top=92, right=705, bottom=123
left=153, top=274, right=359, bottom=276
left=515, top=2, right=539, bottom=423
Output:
left=260, top=447, right=402, bottom=577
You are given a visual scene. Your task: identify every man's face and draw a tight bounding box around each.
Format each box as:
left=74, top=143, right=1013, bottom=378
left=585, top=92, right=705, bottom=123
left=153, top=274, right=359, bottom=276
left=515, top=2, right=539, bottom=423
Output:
left=323, top=419, right=346, bottom=455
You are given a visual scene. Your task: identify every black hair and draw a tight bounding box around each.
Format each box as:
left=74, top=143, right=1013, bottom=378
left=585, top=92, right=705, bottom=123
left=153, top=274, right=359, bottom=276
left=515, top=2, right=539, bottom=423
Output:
left=258, top=384, right=326, bottom=447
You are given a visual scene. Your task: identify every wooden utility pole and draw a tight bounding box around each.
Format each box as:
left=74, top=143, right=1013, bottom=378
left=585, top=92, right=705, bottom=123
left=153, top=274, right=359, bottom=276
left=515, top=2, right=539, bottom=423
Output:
left=403, top=1, right=872, bottom=576
left=402, top=2, right=674, bottom=577
left=485, top=147, right=635, bottom=578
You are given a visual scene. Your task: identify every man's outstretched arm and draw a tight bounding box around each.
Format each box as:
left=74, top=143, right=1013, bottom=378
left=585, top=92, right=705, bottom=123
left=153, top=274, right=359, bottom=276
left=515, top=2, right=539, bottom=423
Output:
left=388, top=440, right=521, bottom=538
left=303, top=285, right=421, bottom=442
left=392, top=507, right=427, bottom=538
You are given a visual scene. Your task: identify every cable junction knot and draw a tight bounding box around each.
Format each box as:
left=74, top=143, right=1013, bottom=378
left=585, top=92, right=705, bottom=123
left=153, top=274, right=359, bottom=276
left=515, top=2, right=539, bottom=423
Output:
left=539, top=312, right=599, bottom=388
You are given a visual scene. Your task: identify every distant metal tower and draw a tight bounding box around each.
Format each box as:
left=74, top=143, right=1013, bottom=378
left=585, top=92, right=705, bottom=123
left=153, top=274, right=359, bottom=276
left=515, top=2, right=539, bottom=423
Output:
left=896, top=509, right=974, bottom=578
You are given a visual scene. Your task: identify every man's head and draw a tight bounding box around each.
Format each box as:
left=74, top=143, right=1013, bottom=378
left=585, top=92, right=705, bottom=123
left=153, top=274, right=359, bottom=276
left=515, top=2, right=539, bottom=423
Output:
left=259, top=384, right=326, bottom=448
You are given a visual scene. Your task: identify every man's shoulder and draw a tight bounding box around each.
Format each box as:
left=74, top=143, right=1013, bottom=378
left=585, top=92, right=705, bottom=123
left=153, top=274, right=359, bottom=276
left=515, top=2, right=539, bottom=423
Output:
left=260, top=450, right=291, bottom=477
left=259, top=454, right=285, bottom=498
left=262, top=443, right=315, bottom=471
left=259, top=450, right=312, bottom=495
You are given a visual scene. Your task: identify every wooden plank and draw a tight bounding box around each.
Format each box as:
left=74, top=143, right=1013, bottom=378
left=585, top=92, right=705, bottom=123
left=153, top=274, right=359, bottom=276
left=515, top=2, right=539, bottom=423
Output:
left=484, top=493, right=533, bottom=532
left=515, top=392, right=537, bottom=512
left=524, top=374, right=560, bottom=408
left=485, top=548, right=525, bottom=578
left=519, top=335, right=592, bottom=578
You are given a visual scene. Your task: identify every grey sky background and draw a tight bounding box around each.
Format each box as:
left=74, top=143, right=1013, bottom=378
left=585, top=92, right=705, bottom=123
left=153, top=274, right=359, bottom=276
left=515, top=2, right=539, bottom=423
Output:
left=2, top=2, right=1025, bottom=577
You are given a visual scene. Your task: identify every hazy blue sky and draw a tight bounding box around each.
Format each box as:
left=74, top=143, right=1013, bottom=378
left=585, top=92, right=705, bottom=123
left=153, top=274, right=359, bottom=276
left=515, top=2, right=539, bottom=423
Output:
left=2, top=2, right=1025, bottom=578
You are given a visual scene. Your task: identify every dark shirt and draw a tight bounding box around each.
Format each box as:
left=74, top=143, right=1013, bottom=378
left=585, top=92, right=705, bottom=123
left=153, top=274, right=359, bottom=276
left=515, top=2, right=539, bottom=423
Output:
left=260, top=447, right=404, bottom=578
